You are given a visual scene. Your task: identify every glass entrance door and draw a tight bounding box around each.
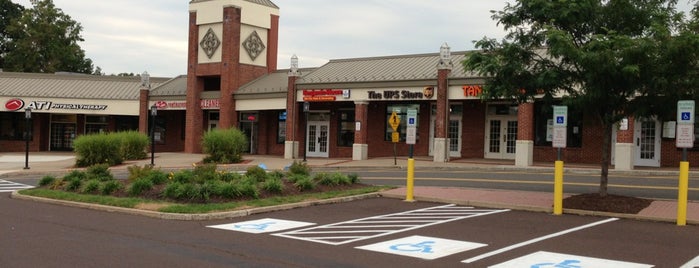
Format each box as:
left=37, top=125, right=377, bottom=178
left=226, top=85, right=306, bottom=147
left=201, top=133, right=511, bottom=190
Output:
left=634, top=118, right=661, bottom=167
left=307, top=121, right=329, bottom=158
left=50, top=123, right=76, bottom=151
left=484, top=118, right=517, bottom=159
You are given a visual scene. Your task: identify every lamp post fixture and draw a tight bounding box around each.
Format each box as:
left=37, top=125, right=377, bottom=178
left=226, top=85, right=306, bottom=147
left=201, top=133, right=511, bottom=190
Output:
left=303, top=101, right=309, bottom=162
left=23, top=108, right=32, bottom=170
left=150, top=104, right=157, bottom=166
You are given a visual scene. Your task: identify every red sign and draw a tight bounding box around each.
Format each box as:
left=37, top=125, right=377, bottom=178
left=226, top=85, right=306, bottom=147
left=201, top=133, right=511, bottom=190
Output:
left=303, top=89, right=343, bottom=96
left=462, top=85, right=483, bottom=97
left=5, top=99, right=24, bottom=111
left=303, top=96, right=336, bottom=102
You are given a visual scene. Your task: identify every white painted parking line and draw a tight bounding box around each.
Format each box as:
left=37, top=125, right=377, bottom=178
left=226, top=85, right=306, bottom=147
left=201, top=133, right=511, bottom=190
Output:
left=490, top=251, right=653, bottom=268
left=274, top=204, right=508, bottom=245
left=207, top=218, right=315, bottom=234
left=680, top=255, right=699, bottom=268
left=462, top=217, right=619, bottom=264
left=0, top=179, right=33, bottom=193
left=356, top=235, right=486, bottom=260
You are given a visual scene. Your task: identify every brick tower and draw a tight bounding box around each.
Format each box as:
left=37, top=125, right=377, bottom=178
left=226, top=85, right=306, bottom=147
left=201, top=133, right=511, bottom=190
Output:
left=185, top=0, right=279, bottom=153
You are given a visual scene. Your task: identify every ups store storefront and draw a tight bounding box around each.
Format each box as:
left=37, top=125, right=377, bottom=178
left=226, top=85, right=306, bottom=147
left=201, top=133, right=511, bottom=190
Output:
left=0, top=72, right=168, bottom=152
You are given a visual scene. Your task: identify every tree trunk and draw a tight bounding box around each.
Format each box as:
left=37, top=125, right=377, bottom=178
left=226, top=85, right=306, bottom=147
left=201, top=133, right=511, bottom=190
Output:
left=598, top=122, right=612, bottom=197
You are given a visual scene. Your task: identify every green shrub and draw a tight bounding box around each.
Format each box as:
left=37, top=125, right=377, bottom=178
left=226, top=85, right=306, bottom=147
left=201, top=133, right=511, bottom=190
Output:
left=246, top=166, right=268, bottom=182
left=294, top=176, right=316, bottom=191
left=193, top=163, right=218, bottom=183
left=269, top=170, right=284, bottom=180
left=172, top=170, right=194, bottom=184
left=127, top=178, right=153, bottom=196
left=100, top=180, right=122, bottom=195
left=180, top=183, right=200, bottom=200
left=49, top=178, right=64, bottom=190
left=201, top=128, right=247, bottom=164
left=144, top=170, right=168, bottom=185
left=162, top=182, right=183, bottom=199
left=64, top=170, right=88, bottom=182
left=215, top=182, right=243, bottom=199
left=86, top=164, right=113, bottom=181
left=65, top=178, right=82, bottom=192
left=287, top=161, right=310, bottom=176
left=113, top=131, right=148, bottom=160
left=332, top=172, right=352, bottom=185
left=239, top=180, right=260, bottom=199
left=81, top=179, right=101, bottom=194
left=287, top=173, right=308, bottom=183
left=218, top=171, right=243, bottom=182
left=348, top=173, right=359, bottom=184
left=73, top=133, right=123, bottom=167
left=127, top=165, right=155, bottom=182
left=38, top=175, right=56, bottom=187
left=262, top=178, right=284, bottom=193
left=315, top=173, right=337, bottom=186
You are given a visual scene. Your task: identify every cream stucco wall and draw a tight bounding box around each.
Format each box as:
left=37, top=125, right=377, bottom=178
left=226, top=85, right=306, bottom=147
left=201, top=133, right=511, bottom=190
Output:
left=198, top=23, right=223, bottom=64
left=239, top=25, right=269, bottom=66
left=189, top=0, right=279, bottom=28
left=236, top=98, right=286, bottom=110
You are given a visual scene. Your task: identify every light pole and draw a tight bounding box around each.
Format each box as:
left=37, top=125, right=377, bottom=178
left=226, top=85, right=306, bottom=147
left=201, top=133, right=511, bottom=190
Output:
left=303, top=102, right=309, bottom=162
left=23, top=108, right=31, bottom=170
left=150, top=104, right=157, bottom=166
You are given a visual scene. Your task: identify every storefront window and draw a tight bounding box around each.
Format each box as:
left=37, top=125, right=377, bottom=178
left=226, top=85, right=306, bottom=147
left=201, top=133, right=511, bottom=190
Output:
left=85, top=115, right=108, bottom=134
left=0, top=113, right=31, bottom=141
left=534, top=102, right=583, bottom=147
left=385, top=104, right=420, bottom=141
left=338, top=110, right=355, bottom=147
left=154, top=117, right=166, bottom=145
left=278, top=111, right=286, bottom=144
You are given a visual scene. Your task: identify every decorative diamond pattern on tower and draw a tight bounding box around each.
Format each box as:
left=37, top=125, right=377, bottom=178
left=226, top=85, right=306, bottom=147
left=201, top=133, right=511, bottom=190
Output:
left=243, top=31, right=266, bottom=61
left=200, top=28, right=221, bottom=59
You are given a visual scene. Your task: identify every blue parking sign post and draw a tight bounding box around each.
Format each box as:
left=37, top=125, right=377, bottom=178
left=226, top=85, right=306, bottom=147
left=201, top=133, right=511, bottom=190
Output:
left=552, top=106, right=567, bottom=215
left=676, top=100, right=694, bottom=226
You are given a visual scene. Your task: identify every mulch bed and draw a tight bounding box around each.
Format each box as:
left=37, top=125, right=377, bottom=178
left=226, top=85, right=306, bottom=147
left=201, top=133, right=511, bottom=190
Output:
left=563, top=193, right=653, bottom=214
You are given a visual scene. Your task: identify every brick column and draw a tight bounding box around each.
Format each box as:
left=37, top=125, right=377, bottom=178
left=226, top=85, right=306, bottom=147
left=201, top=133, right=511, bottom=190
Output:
left=353, top=101, right=369, bottom=160
left=138, top=89, right=149, bottom=135
left=515, top=102, right=534, bottom=166
left=267, top=15, right=279, bottom=73
left=284, top=74, right=299, bottom=159
left=185, top=11, right=203, bottom=153
left=219, top=6, right=241, bottom=129
left=433, top=68, right=451, bottom=162
left=615, top=117, right=635, bottom=170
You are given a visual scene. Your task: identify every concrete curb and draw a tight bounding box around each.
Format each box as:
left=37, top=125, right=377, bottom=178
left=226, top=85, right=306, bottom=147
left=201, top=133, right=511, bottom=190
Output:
left=11, top=191, right=382, bottom=221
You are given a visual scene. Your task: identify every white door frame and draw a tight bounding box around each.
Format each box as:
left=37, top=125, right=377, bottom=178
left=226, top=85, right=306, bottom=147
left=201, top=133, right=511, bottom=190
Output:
left=634, top=118, right=661, bottom=167
left=429, top=115, right=462, bottom=157
left=306, top=120, right=330, bottom=158
left=484, top=115, right=518, bottom=160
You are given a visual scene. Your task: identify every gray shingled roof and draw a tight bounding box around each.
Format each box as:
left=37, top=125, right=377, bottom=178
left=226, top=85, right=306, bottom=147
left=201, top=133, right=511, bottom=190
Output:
left=244, top=0, right=278, bottom=8
left=150, top=75, right=188, bottom=96
left=236, top=68, right=317, bottom=95
left=297, top=51, right=476, bottom=84
left=0, top=72, right=169, bottom=100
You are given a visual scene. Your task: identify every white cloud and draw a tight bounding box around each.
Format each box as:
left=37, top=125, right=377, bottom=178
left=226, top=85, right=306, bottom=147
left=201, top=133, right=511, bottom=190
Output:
left=10, top=0, right=695, bottom=76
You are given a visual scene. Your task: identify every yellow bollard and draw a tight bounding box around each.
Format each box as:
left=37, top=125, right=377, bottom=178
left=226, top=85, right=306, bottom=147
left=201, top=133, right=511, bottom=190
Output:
left=553, top=160, right=564, bottom=215
left=405, top=158, right=415, bottom=202
left=677, top=161, right=689, bottom=226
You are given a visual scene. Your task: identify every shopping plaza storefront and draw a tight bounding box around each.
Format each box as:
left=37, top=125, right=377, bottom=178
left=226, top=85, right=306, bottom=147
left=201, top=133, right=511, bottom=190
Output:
left=1, top=0, right=696, bottom=169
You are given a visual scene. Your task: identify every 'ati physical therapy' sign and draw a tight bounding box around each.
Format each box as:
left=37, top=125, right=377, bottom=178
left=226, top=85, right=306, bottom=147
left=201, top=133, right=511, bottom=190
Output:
left=4, top=98, right=107, bottom=111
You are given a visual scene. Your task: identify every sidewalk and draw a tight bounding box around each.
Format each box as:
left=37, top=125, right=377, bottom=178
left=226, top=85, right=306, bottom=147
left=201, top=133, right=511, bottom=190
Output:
left=1, top=152, right=697, bottom=224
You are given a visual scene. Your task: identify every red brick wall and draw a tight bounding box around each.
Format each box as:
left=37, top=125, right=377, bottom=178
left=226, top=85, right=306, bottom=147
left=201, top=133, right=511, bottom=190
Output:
left=461, top=101, right=486, bottom=158
left=138, top=89, right=149, bottom=135
left=617, top=116, right=634, bottom=143
left=366, top=102, right=431, bottom=157
left=154, top=110, right=185, bottom=152
left=267, top=14, right=279, bottom=73
left=517, top=102, right=534, bottom=141
left=534, top=119, right=607, bottom=164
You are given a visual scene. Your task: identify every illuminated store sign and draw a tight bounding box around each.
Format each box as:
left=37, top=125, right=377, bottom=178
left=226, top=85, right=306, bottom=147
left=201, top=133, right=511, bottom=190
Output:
left=302, top=89, right=350, bottom=101
left=367, top=87, right=434, bottom=100
left=154, top=99, right=220, bottom=110
left=463, top=85, right=483, bottom=97
left=4, top=98, right=107, bottom=111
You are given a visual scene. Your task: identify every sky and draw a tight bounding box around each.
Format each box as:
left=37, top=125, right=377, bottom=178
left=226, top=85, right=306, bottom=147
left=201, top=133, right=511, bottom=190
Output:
left=10, top=0, right=696, bottom=78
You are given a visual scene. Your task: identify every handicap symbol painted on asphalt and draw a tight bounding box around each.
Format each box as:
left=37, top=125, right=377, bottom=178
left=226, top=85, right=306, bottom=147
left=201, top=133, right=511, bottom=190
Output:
left=234, top=222, right=275, bottom=231
left=389, top=241, right=435, bottom=253
left=531, top=259, right=581, bottom=268
left=207, top=218, right=316, bottom=234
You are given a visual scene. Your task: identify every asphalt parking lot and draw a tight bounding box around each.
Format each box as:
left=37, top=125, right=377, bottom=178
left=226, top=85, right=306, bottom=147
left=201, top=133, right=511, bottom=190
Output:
left=4, top=192, right=699, bottom=267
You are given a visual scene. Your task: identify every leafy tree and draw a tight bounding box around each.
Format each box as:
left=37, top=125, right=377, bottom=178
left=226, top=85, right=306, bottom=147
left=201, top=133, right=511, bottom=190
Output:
left=4, top=0, right=95, bottom=73
left=0, top=0, right=24, bottom=69
left=464, top=0, right=699, bottom=196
